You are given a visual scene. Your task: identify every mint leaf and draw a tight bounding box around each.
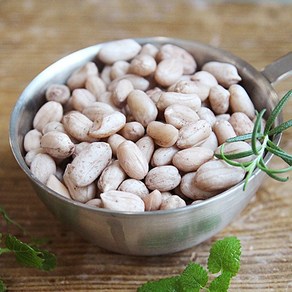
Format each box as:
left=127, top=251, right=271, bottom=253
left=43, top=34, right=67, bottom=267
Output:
left=207, top=236, right=241, bottom=277
left=0, top=207, right=24, bottom=233
left=4, top=234, right=56, bottom=271
left=209, top=272, right=232, bottom=292
left=0, top=279, right=6, bottom=292
left=137, top=276, right=179, bottom=292
left=176, top=263, right=208, bottom=291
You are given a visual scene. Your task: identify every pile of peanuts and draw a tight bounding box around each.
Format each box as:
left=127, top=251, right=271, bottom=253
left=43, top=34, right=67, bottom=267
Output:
left=24, top=39, right=258, bottom=212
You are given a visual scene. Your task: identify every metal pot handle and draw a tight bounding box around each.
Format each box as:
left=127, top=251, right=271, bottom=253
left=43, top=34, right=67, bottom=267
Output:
left=261, top=52, right=292, bottom=85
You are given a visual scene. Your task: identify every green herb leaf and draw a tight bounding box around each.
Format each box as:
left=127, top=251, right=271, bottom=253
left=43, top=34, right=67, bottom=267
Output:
left=252, top=109, right=266, bottom=154
left=137, top=276, right=179, bottom=292
left=4, top=234, right=56, bottom=271
left=209, top=272, right=232, bottom=292
left=176, top=263, right=208, bottom=291
left=0, top=279, right=6, bottom=292
left=208, top=236, right=241, bottom=277
left=266, top=143, right=292, bottom=166
left=0, top=206, right=24, bottom=233
left=268, top=119, right=292, bottom=136
left=264, top=90, right=292, bottom=135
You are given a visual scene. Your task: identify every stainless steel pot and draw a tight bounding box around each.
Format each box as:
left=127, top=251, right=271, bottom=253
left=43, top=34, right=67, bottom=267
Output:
left=9, top=37, right=292, bottom=256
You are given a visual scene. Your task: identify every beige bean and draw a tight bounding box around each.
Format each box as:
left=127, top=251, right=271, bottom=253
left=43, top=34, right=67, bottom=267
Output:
left=191, top=71, right=218, bottom=88
left=146, top=87, right=162, bottom=104
left=119, top=122, right=145, bottom=142
left=155, top=58, right=184, bottom=87
left=157, top=44, right=197, bottom=74
left=41, top=131, right=75, bottom=159
left=127, top=89, right=158, bottom=127
left=172, top=80, right=210, bottom=101
left=100, top=190, right=145, bottom=212
left=213, top=120, right=236, bottom=145
left=67, top=61, right=98, bottom=90
left=145, top=165, right=181, bottom=192
left=85, top=75, right=107, bottom=99
left=111, top=79, right=134, bottom=107
left=160, top=195, right=186, bottom=210
left=202, top=61, right=242, bottom=88
left=25, top=148, right=46, bottom=167
left=156, top=92, right=201, bottom=111
left=140, top=43, right=159, bottom=58
left=146, top=121, right=179, bottom=148
left=177, top=120, right=212, bottom=149
left=33, top=101, right=63, bottom=132
left=143, top=189, right=162, bottom=211
left=164, top=104, right=200, bottom=129
left=198, top=131, right=218, bottom=151
left=67, top=142, right=112, bottom=187
left=197, top=107, right=217, bottom=128
left=46, top=84, right=70, bottom=104
left=229, top=112, right=254, bottom=135
left=195, top=159, right=245, bottom=191
left=110, top=60, right=130, bottom=80
left=82, top=101, right=115, bottom=121
left=117, top=140, right=149, bottom=180
left=118, top=179, right=149, bottom=199
left=46, top=174, right=71, bottom=199
left=42, top=121, right=66, bottom=135
left=136, top=135, right=155, bottom=163
left=24, top=129, right=42, bottom=152
left=63, top=166, right=96, bottom=203
left=216, top=114, right=231, bottom=122
left=172, top=147, right=214, bottom=172
left=215, top=141, right=255, bottom=163
left=98, top=39, right=141, bottom=64
left=89, top=111, right=126, bottom=139
left=229, top=84, right=255, bottom=119
left=209, top=84, right=230, bottom=114
left=129, top=54, right=157, bottom=76
left=71, top=88, right=96, bottom=112
left=95, top=91, right=120, bottom=111
left=108, top=74, right=150, bottom=91
left=100, top=65, right=112, bottom=85
left=107, top=134, right=127, bottom=156
left=97, top=160, right=127, bottom=192
left=151, top=146, right=179, bottom=167
left=72, top=142, right=90, bottom=158
left=180, top=172, right=217, bottom=200
left=86, top=198, right=103, bottom=208
left=30, top=153, right=56, bottom=184
left=62, top=111, right=95, bottom=142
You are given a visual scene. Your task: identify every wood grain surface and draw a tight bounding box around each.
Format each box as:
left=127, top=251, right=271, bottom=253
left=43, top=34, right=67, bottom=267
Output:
left=0, top=1, right=291, bottom=291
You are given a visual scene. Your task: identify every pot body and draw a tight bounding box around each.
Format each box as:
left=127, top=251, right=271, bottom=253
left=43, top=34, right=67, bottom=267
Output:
left=9, top=37, right=290, bottom=255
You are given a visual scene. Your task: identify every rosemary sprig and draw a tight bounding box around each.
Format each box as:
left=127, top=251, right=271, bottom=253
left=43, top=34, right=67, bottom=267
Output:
left=216, top=90, right=292, bottom=190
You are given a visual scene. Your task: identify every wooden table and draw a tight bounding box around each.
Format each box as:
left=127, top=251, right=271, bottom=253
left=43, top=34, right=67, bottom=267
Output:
left=0, top=1, right=291, bottom=291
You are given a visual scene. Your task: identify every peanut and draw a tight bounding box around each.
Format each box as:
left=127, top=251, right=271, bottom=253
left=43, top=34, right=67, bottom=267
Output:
left=229, top=84, right=255, bottom=119
left=40, top=131, right=75, bottom=159
left=136, top=135, right=155, bottom=163
left=119, top=122, right=145, bottom=142
left=209, top=84, right=230, bottom=114
left=213, top=120, right=236, bottom=145
left=160, top=195, right=186, bottom=210
left=33, top=101, right=63, bottom=132
left=202, top=61, right=242, bottom=88
left=145, top=165, right=181, bottom=192
left=194, top=160, right=245, bottom=192
left=98, top=39, right=141, bottom=65
left=24, top=129, right=42, bottom=152
left=229, top=112, right=254, bottom=136
left=46, top=84, right=70, bottom=104
left=143, top=189, right=162, bottom=211
left=129, top=54, right=157, bottom=77
left=46, top=174, right=71, bottom=199
left=100, top=190, right=145, bottom=212
left=172, top=147, right=214, bottom=172
left=151, top=146, right=179, bottom=167
left=30, top=153, right=56, bottom=184
left=164, top=104, right=200, bottom=129
left=127, top=90, right=158, bottom=127
left=177, top=120, right=212, bottom=149
left=67, top=142, right=112, bottom=187
left=117, top=140, right=149, bottom=180
left=71, top=88, right=96, bottom=112
left=146, top=121, right=179, bottom=148
left=118, top=179, right=149, bottom=199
